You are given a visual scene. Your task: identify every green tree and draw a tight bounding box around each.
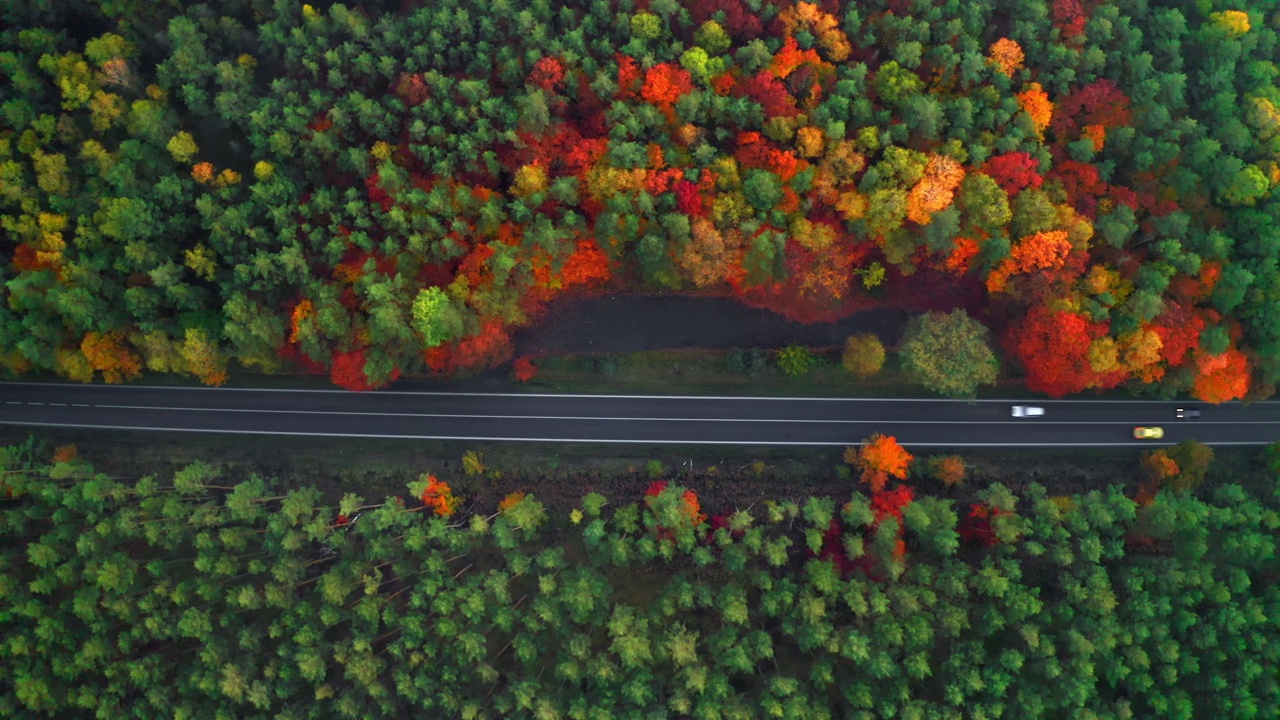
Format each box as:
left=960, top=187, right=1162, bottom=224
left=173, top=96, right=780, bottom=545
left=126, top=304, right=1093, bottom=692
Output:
left=411, top=286, right=467, bottom=348
left=898, top=310, right=999, bottom=398
left=777, top=345, right=819, bottom=377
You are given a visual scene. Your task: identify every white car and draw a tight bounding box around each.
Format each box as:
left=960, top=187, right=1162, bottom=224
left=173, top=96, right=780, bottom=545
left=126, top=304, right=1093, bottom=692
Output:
left=1011, top=405, right=1045, bottom=417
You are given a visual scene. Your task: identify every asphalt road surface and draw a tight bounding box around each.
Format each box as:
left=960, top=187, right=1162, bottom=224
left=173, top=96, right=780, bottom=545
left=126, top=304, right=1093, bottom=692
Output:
left=2, top=382, right=1278, bottom=447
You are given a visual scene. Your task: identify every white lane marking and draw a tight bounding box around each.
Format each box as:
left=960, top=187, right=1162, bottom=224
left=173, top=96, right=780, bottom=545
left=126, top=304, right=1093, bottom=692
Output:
left=4, top=401, right=22, bottom=405
left=72, top=403, right=90, bottom=407
left=71, top=404, right=1277, bottom=425
left=0, top=420, right=1271, bottom=446
left=1, top=380, right=1276, bottom=405
left=49, top=403, right=65, bottom=407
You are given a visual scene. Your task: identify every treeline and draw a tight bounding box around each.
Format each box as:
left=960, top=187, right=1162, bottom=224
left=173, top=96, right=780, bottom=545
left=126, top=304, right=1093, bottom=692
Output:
left=1, top=0, right=1278, bottom=398
left=1, top=440, right=1278, bottom=718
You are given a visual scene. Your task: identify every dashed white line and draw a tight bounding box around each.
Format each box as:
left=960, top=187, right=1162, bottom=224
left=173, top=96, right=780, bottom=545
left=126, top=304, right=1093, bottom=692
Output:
left=0, top=420, right=1269, bottom=446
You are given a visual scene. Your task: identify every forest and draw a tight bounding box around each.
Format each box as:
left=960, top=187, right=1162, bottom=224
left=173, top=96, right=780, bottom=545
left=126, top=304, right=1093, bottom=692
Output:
left=1, top=0, right=1278, bottom=398
left=1, top=438, right=1278, bottom=718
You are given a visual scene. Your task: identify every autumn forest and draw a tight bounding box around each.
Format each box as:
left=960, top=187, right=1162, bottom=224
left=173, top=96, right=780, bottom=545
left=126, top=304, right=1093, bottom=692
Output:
left=2, top=0, right=1279, bottom=399
left=4, top=0, right=1280, bottom=717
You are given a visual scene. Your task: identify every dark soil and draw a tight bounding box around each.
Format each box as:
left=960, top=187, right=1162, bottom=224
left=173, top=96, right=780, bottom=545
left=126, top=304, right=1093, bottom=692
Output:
left=513, top=295, right=910, bottom=357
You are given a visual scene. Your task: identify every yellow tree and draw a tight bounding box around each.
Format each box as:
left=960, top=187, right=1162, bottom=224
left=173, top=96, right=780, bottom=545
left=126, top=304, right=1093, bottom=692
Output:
left=180, top=328, right=228, bottom=386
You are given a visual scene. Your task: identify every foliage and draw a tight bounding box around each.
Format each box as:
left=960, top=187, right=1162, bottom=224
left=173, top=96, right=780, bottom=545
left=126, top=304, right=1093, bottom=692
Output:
left=928, top=455, right=967, bottom=487
left=846, top=433, right=914, bottom=492
left=776, top=345, right=819, bottom=377
left=0, top=446, right=1279, bottom=717
left=0, top=0, right=1277, bottom=406
left=461, top=450, right=486, bottom=477
left=841, top=334, right=885, bottom=378
left=898, top=311, right=999, bottom=398
left=511, top=356, right=538, bottom=383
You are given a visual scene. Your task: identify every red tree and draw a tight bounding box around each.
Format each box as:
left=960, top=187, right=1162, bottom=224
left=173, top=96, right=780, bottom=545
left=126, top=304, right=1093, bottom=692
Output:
left=1005, top=306, right=1101, bottom=396
left=331, top=349, right=374, bottom=391
left=1052, top=79, right=1132, bottom=138
left=453, top=321, right=514, bottom=372
left=737, top=70, right=801, bottom=117
left=640, top=63, right=693, bottom=110
left=983, top=152, right=1042, bottom=195
left=1151, top=303, right=1205, bottom=368
left=528, top=56, right=565, bottom=93
left=615, top=55, right=642, bottom=99
left=1051, top=0, right=1087, bottom=38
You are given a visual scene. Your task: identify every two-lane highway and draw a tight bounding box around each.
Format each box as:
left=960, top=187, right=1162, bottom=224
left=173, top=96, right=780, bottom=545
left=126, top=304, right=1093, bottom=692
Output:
left=2, top=382, right=1278, bottom=446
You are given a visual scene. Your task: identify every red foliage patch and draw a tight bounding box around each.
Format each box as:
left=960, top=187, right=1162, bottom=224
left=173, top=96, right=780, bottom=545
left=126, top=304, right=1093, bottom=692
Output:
left=307, top=112, right=333, bottom=132
left=561, top=239, right=612, bottom=290
left=423, top=345, right=454, bottom=374
left=1004, top=306, right=1103, bottom=397
left=365, top=174, right=393, bottom=212
left=687, top=0, right=763, bottom=37
left=640, top=63, right=694, bottom=110
left=959, top=504, right=1015, bottom=547
left=528, top=56, right=565, bottom=93
left=616, top=54, right=642, bottom=100
left=983, top=152, right=1042, bottom=195
left=1051, top=0, right=1087, bottom=38
left=331, top=349, right=373, bottom=391
left=674, top=179, right=707, bottom=217
left=737, top=70, right=801, bottom=117
left=1052, top=79, right=1132, bottom=138
left=453, top=320, right=514, bottom=372
left=11, top=244, right=55, bottom=272
left=512, top=356, right=538, bottom=382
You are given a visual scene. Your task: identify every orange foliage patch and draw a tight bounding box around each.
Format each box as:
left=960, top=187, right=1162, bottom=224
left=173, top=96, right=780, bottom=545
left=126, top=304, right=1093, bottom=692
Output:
left=51, top=444, right=79, bottom=464
left=1192, top=348, right=1250, bottom=403
left=987, top=38, right=1025, bottom=77
left=770, top=37, right=825, bottom=80
left=986, top=231, right=1072, bottom=292
left=499, top=491, right=526, bottom=512
left=191, top=162, right=214, bottom=183
left=931, top=455, right=966, bottom=487
left=1016, top=83, right=1054, bottom=136
left=906, top=154, right=965, bottom=225
left=1140, top=449, right=1180, bottom=482
left=289, top=300, right=314, bottom=344
left=80, top=331, right=142, bottom=384
left=846, top=434, right=914, bottom=493
left=945, top=237, right=981, bottom=275
left=421, top=475, right=461, bottom=518
left=1082, top=124, right=1106, bottom=151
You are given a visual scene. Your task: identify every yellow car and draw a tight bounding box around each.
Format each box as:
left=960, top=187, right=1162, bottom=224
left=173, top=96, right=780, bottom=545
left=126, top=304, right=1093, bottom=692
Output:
left=1133, top=427, right=1164, bottom=440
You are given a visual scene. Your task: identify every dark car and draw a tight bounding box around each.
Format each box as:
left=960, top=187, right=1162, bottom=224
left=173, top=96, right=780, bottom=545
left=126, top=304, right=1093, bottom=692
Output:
left=1175, top=408, right=1201, bottom=419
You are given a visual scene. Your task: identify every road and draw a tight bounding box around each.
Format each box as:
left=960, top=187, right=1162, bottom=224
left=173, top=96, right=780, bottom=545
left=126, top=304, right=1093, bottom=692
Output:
left=1, top=382, right=1277, bottom=447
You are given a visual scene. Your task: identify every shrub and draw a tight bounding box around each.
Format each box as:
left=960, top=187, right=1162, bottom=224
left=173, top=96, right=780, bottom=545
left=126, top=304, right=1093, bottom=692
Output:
left=777, top=345, right=819, bottom=377
left=646, top=459, right=665, bottom=479
left=842, top=334, right=885, bottom=378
